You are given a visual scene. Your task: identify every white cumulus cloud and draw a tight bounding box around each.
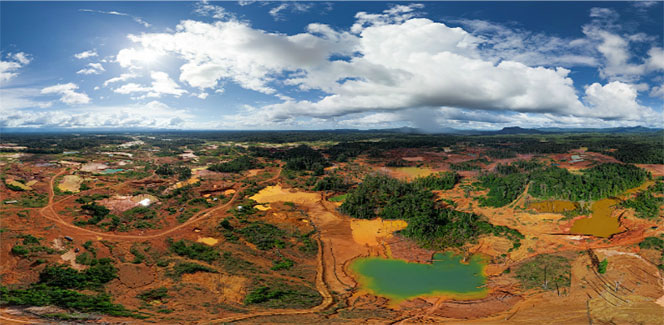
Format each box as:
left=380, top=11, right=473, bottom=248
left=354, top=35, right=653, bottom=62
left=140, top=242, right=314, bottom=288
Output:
left=103, top=73, right=138, bottom=86
left=2, top=101, right=192, bottom=129
left=41, top=83, right=91, bottom=105
left=113, top=71, right=186, bottom=98
left=74, top=50, right=98, bottom=59
left=0, top=52, right=32, bottom=82
left=107, top=4, right=661, bottom=129
left=76, top=62, right=105, bottom=75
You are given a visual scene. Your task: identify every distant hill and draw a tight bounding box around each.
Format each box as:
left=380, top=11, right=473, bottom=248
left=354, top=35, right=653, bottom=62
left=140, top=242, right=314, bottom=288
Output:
left=536, top=126, right=662, bottom=134
left=1, top=125, right=661, bottom=135
left=488, top=127, right=545, bottom=135
left=475, top=125, right=662, bottom=135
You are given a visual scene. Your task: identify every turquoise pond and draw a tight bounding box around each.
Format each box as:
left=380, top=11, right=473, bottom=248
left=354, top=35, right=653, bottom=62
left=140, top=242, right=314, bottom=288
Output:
left=350, top=252, right=488, bottom=301
left=98, top=168, right=124, bottom=174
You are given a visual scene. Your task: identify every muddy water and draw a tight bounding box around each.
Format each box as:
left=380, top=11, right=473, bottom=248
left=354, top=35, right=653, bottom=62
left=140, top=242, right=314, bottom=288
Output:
left=529, top=200, right=578, bottom=213
left=350, top=252, right=487, bottom=301
left=569, top=181, right=654, bottom=238
left=570, top=198, right=620, bottom=238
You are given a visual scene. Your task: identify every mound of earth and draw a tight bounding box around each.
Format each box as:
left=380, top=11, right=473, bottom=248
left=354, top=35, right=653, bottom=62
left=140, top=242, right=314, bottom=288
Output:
left=117, top=263, right=154, bottom=288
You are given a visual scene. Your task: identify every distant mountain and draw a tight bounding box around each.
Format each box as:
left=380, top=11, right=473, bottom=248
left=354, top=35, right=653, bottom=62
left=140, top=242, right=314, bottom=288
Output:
left=535, top=126, right=662, bottom=134
left=489, top=126, right=545, bottom=135
left=1, top=125, right=661, bottom=135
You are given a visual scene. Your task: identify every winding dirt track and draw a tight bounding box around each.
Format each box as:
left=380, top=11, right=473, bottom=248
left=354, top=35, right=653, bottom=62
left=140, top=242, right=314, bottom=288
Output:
left=5, top=166, right=339, bottom=323
left=38, top=168, right=279, bottom=240
left=207, top=235, right=334, bottom=323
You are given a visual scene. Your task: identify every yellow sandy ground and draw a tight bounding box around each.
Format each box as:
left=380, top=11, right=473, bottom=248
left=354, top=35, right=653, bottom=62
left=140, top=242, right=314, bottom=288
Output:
left=250, top=184, right=319, bottom=205
left=255, top=204, right=270, bottom=211
left=392, top=167, right=434, bottom=179
left=171, top=176, right=200, bottom=190
left=197, top=237, right=219, bottom=246
left=58, top=175, right=82, bottom=193
left=5, top=179, right=32, bottom=191
left=224, top=189, right=236, bottom=196
left=25, top=180, right=37, bottom=187
left=350, top=218, right=408, bottom=246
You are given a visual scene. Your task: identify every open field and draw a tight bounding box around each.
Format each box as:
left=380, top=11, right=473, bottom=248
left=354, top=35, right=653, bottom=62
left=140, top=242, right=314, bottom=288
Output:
left=1, top=131, right=662, bottom=323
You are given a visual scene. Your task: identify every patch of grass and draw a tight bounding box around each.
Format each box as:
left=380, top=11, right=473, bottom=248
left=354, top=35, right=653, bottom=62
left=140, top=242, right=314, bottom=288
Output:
left=137, top=287, right=169, bottom=302
left=176, top=209, right=195, bottom=223
left=639, top=236, right=664, bottom=270
left=515, top=254, right=571, bottom=291
left=271, top=258, right=294, bottom=271
left=238, top=222, right=287, bottom=250
left=170, top=262, right=217, bottom=278
left=329, top=194, right=348, bottom=202
left=11, top=234, right=59, bottom=257
left=244, top=281, right=321, bottom=308
left=297, top=231, right=318, bottom=256
left=16, top=193, right=48, bottom=208
left=130, top=244, right=147, bottom=264
left=76, top=252, right=95, bottom=265
left=220, top=252, right=255, bottom=274
left=168, top=239, right=220, bottom=263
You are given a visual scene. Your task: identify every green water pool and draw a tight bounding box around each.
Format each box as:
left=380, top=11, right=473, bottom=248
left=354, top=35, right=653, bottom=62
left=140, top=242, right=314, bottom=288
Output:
left=350, top=252, right=488, bottom=301
left=98, top=168, right=124, bottom=174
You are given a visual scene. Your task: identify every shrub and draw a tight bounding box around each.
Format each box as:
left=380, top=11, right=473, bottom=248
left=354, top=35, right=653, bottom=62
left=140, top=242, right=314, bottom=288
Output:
left=137, top=287, right=169, bottom=302
left=171, top=262, right=217, bottom=278
left=271, top=258, right=294, bottom=271
left=168, top=239, right=220, bottom=263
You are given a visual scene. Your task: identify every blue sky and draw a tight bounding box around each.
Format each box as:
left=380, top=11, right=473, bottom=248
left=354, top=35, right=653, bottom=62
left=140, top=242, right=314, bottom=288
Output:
left=1, top=1, right=662, bottom=130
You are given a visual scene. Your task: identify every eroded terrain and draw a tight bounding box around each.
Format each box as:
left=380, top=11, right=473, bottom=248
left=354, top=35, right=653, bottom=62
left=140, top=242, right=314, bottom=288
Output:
left=1, top=132, right=662, bottom=323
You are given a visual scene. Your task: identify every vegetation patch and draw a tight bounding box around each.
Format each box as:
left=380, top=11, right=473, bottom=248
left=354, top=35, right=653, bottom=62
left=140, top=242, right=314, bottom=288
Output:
left=639, top=236, right=664, bottom=270
left=341, top=174, right=520, bottom=249
left=155, top=163, right=191, bottom=180
left=168, top=239, right=220, bottom=263
left=244, top=281, right=321, bottom=309
left=329, top=193, right=348, bottom=202
left=5, top=179, right=32, bottom=191
left=208, top=156, right=257, bottom=173
left=11, top=234, right=59, bottom=257
left=271, top=258, right=295, bottom=271
left=170, top=262, right=217, bottom=278
left=137, top=287, right=169, bottom=303
left=15, top=193, right=48, bottom=208
left=0, top=257, right=140, bottom=318
left=515, top=254, right=571, bottom=291
left=314, top=174, right=349, bottom=192
left=479, top=162, right=649, bottom=207
left=238, top=222, right=287, bottom=250
left=622, top=191, right=664, bottom=220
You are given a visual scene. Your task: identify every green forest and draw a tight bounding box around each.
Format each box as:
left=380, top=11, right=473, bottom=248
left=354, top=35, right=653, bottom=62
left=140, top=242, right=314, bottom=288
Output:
left=479, top=162, right=650, bottom=207
left=340, top=173, right=522, bottom=249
